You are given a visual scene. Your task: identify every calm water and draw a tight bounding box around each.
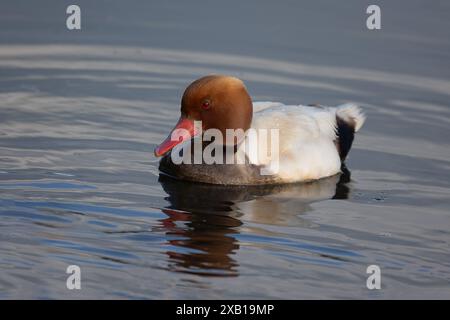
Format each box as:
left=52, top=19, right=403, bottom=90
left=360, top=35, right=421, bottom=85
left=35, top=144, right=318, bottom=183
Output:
left=1, top=0, right=450, bottom=299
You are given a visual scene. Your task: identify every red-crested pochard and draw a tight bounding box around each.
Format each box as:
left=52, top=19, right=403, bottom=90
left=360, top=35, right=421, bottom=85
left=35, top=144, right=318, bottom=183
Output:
left=154, top=75, right=365, bottom=185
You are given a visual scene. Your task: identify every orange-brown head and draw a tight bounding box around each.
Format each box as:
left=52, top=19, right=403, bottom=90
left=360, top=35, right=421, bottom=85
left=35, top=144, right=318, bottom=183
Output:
left=154, top=75, right=253, bottom=157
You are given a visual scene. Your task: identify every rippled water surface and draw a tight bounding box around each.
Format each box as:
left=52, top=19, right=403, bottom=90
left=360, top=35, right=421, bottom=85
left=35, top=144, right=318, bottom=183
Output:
left=1, top=0, right=450, bottom=299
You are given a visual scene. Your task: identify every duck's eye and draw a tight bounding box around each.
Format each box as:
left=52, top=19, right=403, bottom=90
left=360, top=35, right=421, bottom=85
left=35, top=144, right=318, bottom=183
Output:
left=201, top=100, right=211, bottom=110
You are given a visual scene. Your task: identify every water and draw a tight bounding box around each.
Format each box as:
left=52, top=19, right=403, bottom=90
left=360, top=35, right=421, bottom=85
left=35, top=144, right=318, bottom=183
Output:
left=1, top=0, right=450, bottom=299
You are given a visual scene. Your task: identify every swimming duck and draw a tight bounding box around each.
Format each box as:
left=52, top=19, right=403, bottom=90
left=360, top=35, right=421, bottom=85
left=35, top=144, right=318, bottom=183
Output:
left=154, top=75, right=365, bottom=185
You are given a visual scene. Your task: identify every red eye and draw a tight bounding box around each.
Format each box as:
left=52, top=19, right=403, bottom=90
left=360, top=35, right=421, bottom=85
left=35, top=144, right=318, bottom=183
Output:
left=201, top=100, right=211, bottom=110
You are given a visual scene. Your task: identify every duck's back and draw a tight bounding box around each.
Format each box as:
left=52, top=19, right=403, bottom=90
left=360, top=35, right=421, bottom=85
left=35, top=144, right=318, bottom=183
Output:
left=241, top=103, right=342, bottom=182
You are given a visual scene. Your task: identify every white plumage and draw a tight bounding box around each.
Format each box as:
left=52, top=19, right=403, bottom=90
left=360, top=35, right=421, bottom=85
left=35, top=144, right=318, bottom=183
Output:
left=236, top=102, right=366, bottom=183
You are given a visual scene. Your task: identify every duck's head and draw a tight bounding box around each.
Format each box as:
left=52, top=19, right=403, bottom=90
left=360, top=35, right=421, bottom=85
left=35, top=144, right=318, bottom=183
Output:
left=154, top=75, right=253, bottom=157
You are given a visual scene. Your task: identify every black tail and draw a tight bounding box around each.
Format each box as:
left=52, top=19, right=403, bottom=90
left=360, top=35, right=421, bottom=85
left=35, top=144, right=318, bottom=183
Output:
left=335, top=115, right=355, bottom=161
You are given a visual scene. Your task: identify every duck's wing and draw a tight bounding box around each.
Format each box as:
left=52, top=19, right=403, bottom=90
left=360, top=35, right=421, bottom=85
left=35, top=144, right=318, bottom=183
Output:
left=252, top=102, right=365, bottom=147
left=246, top=102, right=365, bottom=181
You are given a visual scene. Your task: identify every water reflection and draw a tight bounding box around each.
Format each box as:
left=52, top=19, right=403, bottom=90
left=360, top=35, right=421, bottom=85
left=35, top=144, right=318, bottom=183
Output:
left=157, top=167, right=351, bottom=276
left=159, top=208, right=241, bottom=277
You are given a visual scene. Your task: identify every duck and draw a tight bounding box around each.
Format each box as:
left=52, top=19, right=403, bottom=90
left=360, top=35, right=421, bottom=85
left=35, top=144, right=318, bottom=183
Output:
left=154, top=75, right=365, bottom=185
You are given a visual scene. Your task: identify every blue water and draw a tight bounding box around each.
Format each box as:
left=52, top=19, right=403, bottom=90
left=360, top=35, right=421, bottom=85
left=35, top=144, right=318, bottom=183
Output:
left=1, top=0, right=450, bottom=299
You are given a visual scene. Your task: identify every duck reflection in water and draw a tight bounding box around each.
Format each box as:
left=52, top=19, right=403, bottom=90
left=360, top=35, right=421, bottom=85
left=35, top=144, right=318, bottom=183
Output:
left=157, top=166, right=351, bottom=277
